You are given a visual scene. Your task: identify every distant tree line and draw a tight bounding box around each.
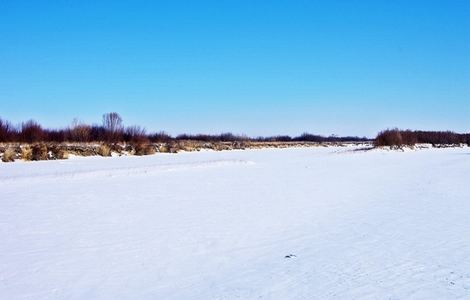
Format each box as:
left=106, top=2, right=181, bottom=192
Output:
left=0, top=113, right=370, bottom=144
left=255, top=133, right=370, bottom=143
left=2, top=114, right=468, bottom=147
left=375, top=129, right=470, bottom=147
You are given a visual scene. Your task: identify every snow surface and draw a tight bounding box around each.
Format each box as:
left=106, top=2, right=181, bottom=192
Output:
left=1, top=146, right=470, bottom=299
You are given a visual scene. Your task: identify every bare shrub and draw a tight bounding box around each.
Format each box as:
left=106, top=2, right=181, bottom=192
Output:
left=32, top=144, right=48, bottom=161
left=125, top=125, right=147, bottom=143
left=375, top=129, right=403, bottom=148
left=21, top=146, right=32, bottom=161
left=89, top=125, right=107, bottom=141
left=97, top=144, right=111, bottom=157
left=70, top=119, right=92, bottom=142
left=126, top=125, right=155, bottom=155
left=2, top=148, right=16, bottom=162
left=21, top=120, right=44, bottom=143
left=0, top=118, right=16, bottom=142
left=45, top=129, right=66, bottom=143
left=149, top=131, right=171, bottom=143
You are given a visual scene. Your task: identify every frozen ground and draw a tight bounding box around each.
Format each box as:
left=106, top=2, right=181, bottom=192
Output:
left=1, top=146, right=470, bottom=299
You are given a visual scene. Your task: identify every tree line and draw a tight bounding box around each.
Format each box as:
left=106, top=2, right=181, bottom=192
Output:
left=375, top=129, right=470, bottom=147
left=0, top=113, right=370, bottom=144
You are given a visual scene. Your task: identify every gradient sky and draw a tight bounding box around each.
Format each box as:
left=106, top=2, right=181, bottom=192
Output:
left=1, top=0, right=469, bottom=137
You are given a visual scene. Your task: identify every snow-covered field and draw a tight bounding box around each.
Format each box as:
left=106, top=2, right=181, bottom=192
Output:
left=1, top=146, right=470, bottom=299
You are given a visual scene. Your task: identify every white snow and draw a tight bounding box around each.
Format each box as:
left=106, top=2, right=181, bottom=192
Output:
left=1, top=146, right=470, bottom=299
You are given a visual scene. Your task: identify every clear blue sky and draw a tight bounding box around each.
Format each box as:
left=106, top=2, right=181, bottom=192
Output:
left=1, top=0, right=469, bottom=137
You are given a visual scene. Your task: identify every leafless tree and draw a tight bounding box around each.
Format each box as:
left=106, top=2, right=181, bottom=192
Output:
left=102, top=112, right=123, bottom=142
left=102, top=113, right=123, bottom=133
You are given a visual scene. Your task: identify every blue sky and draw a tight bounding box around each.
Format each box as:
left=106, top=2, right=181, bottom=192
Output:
left=1, top=0, right=469, bottom=137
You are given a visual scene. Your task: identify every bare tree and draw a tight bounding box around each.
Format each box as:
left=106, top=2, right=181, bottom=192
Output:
left=102, top=112, right=123, bottom=142
left=102, top=113, right=123, bottom=133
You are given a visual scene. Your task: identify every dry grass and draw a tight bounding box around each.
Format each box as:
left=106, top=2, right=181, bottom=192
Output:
left=2, top=148, right=16, bottom=162
left=97, top=144, right=111, bottom=157
left=21, top=146, right=32, bottom=161
left=158, top=145, right=170, bottom=153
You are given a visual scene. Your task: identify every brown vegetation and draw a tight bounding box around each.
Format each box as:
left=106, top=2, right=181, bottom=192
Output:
left=50, top=145, right=69, bottom=160
left=133, top=143, right=156, bottom=156
left=21, top=146, right=32, bottom=161
left=375, top=129, right=470, bottom=148
left=0, top=114, right=370, bottom=145
left=2, top=148, right=16, bottom=162
left=0, top=119, right=15, bottom=142
left=21, top=120, right=44, bottom=143
left=2, top=113, right=468, bottom=162
left=97, top=144, right=111, bottom=157
left=32, top=144, right=48, bottom=161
